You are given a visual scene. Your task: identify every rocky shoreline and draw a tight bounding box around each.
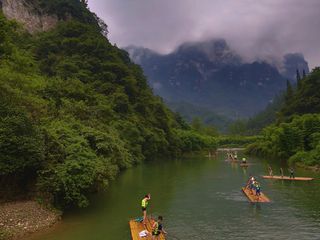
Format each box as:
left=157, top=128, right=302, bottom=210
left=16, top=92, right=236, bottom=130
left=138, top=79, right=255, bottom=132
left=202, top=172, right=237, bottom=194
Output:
left=0, top=201, right=61, bottom=240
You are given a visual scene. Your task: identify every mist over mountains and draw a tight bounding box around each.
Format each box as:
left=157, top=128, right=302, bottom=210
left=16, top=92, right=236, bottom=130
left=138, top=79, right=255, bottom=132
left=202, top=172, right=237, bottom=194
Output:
left=126, top=39, right=309, bottom=119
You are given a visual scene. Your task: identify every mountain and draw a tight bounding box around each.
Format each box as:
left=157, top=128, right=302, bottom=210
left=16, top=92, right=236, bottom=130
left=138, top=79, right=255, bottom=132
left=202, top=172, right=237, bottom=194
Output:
left=228, top=65, right=318, bottom=136
left=282, top=53, right=309, bottom=80
left=126, top=40, right=309, bottom=118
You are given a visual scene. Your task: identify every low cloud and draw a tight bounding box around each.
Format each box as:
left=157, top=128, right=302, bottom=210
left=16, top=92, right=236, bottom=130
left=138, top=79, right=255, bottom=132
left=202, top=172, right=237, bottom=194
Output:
left=88, top=0, right=320, bottom=68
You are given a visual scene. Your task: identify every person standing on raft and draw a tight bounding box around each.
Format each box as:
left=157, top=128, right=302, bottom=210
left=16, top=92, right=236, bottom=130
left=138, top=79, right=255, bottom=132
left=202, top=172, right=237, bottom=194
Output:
left=141, top=193, right=151, bottom=225
left=254, top=181, right=261, bottom=198
left=268, top=165, right=273, bottom=176
left=152, top=216, right=167, bottom=240
left=246, top=176, right=255, bottom=194
left=234, top=152, right=238, bottom=160
left=289, top=167, right=295, bottom=179
left=242, top=157, right=247, bottom=164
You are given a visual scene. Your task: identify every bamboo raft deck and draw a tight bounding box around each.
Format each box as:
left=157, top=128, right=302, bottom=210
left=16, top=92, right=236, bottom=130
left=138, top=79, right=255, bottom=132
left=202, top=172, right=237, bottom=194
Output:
left=262, top=175, right=314, bottom=181
left=129, top=217, right=165, bottom=240
left=242, top=187, right=271, bottom=203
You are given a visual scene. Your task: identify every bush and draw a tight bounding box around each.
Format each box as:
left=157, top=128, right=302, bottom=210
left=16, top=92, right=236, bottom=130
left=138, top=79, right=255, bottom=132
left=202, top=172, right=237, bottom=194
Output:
left=174, top=129, right=217, bottom=152
left=217, top=135, right=260, bottom=147
left=0, top=105, right=44, bottom=176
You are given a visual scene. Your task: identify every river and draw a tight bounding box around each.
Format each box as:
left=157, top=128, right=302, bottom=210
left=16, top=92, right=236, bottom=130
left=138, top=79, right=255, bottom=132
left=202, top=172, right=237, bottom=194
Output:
left=28, top=152, right=320, bottom=240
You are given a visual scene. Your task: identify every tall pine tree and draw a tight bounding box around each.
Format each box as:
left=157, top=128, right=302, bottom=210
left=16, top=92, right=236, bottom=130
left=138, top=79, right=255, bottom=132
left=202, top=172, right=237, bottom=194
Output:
left=302, top=69, right=307, bottom=78
left=285, top=79, right=294, bottom=104
left=296, top=69, right=302, bottom=89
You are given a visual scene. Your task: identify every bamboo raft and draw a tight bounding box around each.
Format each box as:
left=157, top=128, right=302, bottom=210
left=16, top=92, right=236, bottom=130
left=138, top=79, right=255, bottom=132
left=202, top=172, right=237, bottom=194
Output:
left=242, top=187, right=271, bottom=203
left=129, top=217, right=165, bottom=240
left=262, top=175, right=314, bottom=181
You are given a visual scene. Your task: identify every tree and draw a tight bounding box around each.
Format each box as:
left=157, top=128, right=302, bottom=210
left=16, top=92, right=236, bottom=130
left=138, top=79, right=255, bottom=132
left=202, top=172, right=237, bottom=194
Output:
left=228, top=120, right=248, bottom=135
left=296, top=69, right=302, bottom=89
left=0, top=106, right=44, bottom=177
left=302, top=69, right=307, bottom=78
left=285, top=80, right=294, bottom=104
left=191, top=117, right=203, bottom=131
left=280, top=67, right=320, bottom=118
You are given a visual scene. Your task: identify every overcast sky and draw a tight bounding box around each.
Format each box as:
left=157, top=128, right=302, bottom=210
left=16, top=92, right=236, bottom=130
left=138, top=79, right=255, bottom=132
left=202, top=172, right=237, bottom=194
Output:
left=88, top=0, right=320, bottom=68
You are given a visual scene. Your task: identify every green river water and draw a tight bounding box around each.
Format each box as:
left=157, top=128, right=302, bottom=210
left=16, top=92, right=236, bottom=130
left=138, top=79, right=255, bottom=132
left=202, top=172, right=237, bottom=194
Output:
left=28, top=152, right=320, bottom=240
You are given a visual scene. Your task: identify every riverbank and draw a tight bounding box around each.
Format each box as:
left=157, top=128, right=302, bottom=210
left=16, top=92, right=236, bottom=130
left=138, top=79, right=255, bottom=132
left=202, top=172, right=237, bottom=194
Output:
left=0, top=201, right=61, bottom=240
left=244, top=152, right=320, bottom=173
left=296, top=162, right=320, bottom=172
left=217, top=147, right=245, bottom=151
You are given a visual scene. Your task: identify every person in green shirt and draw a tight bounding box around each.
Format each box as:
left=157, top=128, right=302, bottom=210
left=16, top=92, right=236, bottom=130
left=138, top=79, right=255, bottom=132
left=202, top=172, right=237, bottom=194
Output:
left=141, top=193, right=151, bottom=225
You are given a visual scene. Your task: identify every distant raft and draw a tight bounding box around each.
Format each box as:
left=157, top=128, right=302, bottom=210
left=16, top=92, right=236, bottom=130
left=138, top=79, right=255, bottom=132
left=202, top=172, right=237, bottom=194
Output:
left=242, top=187, right=271, bottom=203
left=129, top=217, right=166, bottom=240
left=262, top=175, right=314, bottom=181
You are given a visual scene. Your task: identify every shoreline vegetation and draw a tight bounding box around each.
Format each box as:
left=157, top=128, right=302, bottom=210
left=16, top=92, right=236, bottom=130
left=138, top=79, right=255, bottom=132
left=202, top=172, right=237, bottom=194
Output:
left=296, top=162, right=320, bottom=172
left=245, top=113, right=320, bottom=169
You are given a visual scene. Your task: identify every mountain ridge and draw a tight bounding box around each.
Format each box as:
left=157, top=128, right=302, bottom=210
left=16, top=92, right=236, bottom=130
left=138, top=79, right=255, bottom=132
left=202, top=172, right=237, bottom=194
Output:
left=126, top=39, right=309, bottom=118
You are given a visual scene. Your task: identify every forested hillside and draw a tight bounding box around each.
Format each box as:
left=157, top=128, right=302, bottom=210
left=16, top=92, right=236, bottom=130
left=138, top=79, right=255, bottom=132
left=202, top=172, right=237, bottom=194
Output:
left=246, top=68, right=320, bottom=167
left=0, top=2, right=216, bottom=209
left=280, top=68, right=320, bottom=118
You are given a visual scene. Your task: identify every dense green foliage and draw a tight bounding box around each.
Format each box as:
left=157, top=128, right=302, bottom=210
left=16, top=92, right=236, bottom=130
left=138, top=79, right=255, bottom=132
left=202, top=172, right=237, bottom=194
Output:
left=0, top=6, right=216, bottom=208
left=279, top=68, right=320, bottom=118
left=174, top=129, right=217, bottom=152
left=246, top=68, right=320, bottom=167
left=246, top=114, right=320, bottom=166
